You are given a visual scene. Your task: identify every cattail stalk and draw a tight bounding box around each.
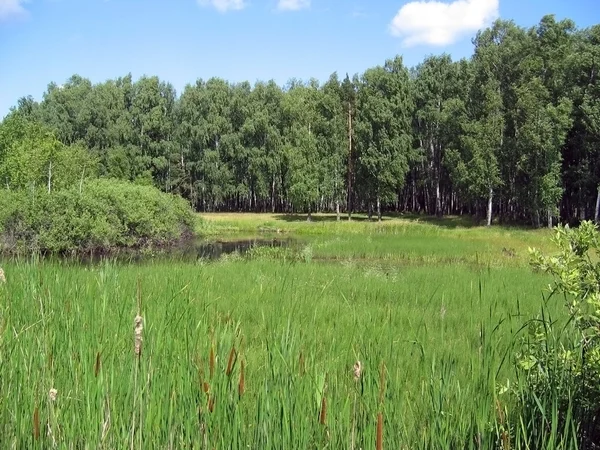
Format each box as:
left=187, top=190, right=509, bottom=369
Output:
left=209, top=346, right=215, bottom=379
left=238, top=360, right=245, bottom=398
left=378, top=361, right=386, bottom=405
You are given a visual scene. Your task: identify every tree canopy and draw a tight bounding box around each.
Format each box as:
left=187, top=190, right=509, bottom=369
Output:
left=3, top=14, right=600, bottom=226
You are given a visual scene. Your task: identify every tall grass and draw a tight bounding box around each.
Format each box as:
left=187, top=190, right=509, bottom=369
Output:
left=0, top=255, right=558, bottom=448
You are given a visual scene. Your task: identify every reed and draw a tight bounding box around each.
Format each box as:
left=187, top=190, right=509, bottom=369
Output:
left=0, top=220, right=565, bottom=448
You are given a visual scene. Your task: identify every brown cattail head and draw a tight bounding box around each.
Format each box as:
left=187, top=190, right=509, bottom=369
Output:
left=376, top=412, right=383, bottom=450
left=209, top=346, right=215, bottom=379
left=134, top=315, right=143, bottom=357
left=226, top=347, right=236, bottom=377
left=207, top=396, right=215, bottom=413
left=95, top=352, right=101, bottom=377
left=33, top=407, right=40, bottom=440
left=203, top=382, right=210, bottom=394
left=238, top=360, right=245, bottom=398
left=0, top=268, right=6, bottom=283
left=319, top=396, right=327, bottom=426
left=48, top=388, right=58, bottom=402
left=353, top=360, right=362, bottom=382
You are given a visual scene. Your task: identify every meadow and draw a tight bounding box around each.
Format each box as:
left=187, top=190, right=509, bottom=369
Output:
left=0, top=214, right=568, bottom=448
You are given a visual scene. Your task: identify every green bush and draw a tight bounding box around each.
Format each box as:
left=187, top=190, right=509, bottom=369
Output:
left=512, top=221, right=600, bottom=449
left=0, top=179, right=194, bottom=252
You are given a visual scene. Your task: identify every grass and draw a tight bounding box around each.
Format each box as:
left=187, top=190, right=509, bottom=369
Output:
left=0, top=213, right=568, bottom=448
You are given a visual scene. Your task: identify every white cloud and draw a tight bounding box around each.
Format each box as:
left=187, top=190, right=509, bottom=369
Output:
left=389, top=0, right=499, bottom=47
left=277, top=0, right=310, bottom=11
left=0, top=0, right=28, bottom=21
left=197, top=0, right=246, bottom=13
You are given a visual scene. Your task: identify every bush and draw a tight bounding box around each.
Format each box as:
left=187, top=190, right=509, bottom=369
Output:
left=513, top=221, right=600, bottom=449
left=0, top=179, right=194, bottom=253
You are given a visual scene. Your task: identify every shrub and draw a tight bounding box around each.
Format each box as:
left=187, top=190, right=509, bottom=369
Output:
left=0, top=178, right=194, bottom=253
left=514, top=221, right=600, bottom=449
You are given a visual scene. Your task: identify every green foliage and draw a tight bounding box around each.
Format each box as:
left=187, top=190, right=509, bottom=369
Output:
left=3, top=14, right=600, bottom=225
left=0, top=179, right=193, bottom=252
left=519, top=221, right=600, bottom=447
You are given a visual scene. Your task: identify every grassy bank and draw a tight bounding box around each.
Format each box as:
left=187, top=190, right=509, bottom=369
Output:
left=197, top=212, right=554, bottom=267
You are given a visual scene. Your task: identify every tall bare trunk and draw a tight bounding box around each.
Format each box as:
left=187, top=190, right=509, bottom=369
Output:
left=435, top=178, right=441, bottom=217
left=547, top=208, right=553, bottom=229
left=271, top=177, right=275, bottom=214
left=336, top=201, right=340, bottom=221
left=486, top=187, right=493, bottom=227
left=377, top=196, right=381, bottom=222
left=595, top=185, right=600, bottom=224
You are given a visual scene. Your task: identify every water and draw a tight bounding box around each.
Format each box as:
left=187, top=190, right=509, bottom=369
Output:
left=194, top=237, right=295, bottom=260
left=0, top=236, right=298, bottom=265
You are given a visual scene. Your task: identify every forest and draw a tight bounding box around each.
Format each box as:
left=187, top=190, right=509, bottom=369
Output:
left=2, top=14, right=599, bottom=227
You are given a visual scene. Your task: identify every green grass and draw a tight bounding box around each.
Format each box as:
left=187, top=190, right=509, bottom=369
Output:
left=0, top=214, right=568, bottom=448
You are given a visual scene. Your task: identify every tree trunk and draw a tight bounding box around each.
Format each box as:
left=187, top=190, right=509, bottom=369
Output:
left=377, top=196, right=382, bottom=222
left=368, top=203, right=373, bottom=221
left=307, top=206, right=312, bottom=222
left=435, top=177, right=441, bottom=217
left=595, top=186, right=600, bottom=224
left=336, top=201, right=340, bottom=221
left=271, top=177, right=276, bottom=214
left=47, top=160, right=52, bottom=193
left=486, top=187, right=493, bottom=227
left=547, top=208, right=553, bottom=229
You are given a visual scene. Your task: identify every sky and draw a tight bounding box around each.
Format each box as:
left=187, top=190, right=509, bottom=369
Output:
left=0, top=0, right=599, bottom=118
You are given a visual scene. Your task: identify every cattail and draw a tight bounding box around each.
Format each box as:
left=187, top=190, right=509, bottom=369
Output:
left=353, top=360, right=362, bottom=382
left=226, top=347, right=236, bottom=377
left=207, top=396, right=215, bottom=413
left=95, top=351, right=101, bottom=377
left=48, top=388, right=58, bottom=402
left=376, top=412, right=383, bottom=450
left=495, top=399, right=505, bottom=425
left=203, top=382, right=210, bottom=394
left=0, top=267, right=6, bottom=283
left=238, top=360, right=245, bottom=398
left=33, top=407, right=40, bottom=440
left=134, top=315, right=143, bottom=358
left=319, top=396, right=327, bottom=426
left=209, top=346, right=215, bottom=379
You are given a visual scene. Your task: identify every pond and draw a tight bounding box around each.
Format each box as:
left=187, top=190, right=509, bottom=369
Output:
left=194, top=237, right=297, bottom=260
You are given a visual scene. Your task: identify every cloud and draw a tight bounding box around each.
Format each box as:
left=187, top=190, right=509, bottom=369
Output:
left=0, top=0, right=28, bottom=21
left=197, top=0, right=246, bottom=13
left=389, top=0, right=499, bottom=47
left=277, top=0, right=310, bottom=11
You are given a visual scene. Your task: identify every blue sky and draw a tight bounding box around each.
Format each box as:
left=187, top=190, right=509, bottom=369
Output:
left=0, top=0, right=598, bottom=117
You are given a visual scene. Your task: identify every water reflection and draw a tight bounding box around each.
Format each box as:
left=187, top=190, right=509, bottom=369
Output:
left=195, top=237, right=295, bottom=260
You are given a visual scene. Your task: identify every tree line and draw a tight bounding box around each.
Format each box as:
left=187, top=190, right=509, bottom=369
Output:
left=2, top=15, right=600, bottom=227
